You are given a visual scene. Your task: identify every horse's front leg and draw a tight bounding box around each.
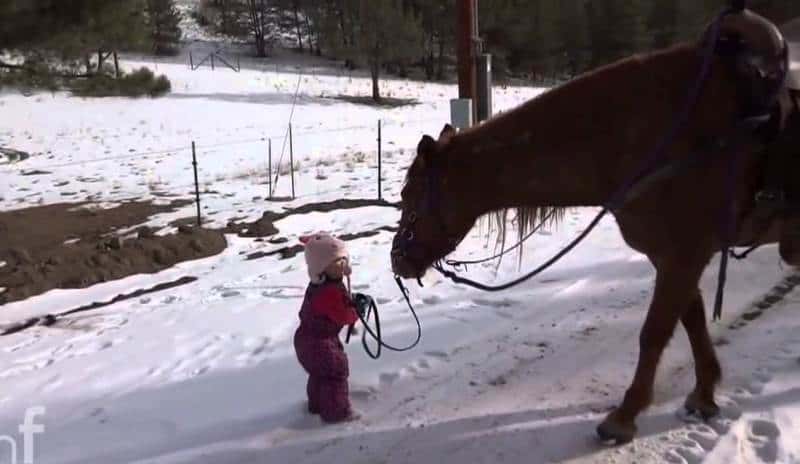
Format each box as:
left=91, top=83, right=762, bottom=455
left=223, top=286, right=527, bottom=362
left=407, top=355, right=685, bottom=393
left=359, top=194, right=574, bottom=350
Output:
left=682, top=288, right=722, bottom=419
left=597, top=255, right=710, bottom=443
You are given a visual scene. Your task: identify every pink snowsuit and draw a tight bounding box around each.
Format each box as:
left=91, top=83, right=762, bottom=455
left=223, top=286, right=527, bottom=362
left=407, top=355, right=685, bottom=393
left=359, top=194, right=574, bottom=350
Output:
left=293, top=279, right=358, bottom=423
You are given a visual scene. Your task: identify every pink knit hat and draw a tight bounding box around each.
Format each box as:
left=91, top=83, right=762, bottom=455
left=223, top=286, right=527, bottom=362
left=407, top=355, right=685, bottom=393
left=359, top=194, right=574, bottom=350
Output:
left=300, top=232, right=349, bottom=283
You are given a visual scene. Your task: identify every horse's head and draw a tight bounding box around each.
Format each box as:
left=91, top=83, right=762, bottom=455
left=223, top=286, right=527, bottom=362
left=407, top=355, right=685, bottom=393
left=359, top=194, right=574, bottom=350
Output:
left=391, top=124, right=476, bottom=279
left=713, top=9, right=789, bottom=113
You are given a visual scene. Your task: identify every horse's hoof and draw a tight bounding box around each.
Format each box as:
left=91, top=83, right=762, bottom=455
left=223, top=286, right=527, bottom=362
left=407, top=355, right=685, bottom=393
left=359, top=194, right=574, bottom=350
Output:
left=684, top=392, right=720, bottom=420
left=596, top=413, right=636, bottom=445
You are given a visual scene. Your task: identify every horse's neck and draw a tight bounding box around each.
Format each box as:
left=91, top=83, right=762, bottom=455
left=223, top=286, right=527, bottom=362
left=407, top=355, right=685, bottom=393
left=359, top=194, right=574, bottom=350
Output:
left=448, top=43, right=731, bottom=215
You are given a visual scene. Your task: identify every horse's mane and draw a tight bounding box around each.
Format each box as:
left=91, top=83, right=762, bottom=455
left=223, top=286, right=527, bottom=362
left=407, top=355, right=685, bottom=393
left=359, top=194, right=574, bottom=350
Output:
left=474, top=43, right=700, bottom=265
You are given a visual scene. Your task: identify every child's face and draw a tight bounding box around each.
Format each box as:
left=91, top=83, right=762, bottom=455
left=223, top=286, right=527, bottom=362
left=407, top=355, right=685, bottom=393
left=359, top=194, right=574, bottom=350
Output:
left=324, top=256, right=351, bottom=280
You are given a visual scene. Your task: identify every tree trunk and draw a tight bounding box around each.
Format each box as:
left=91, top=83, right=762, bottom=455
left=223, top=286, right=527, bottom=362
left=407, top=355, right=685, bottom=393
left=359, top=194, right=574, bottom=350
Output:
left=293, top=1, right=304, bottom=52
left=303, top=12, right=316, bottom=54
left=98, top=49, right=103, bottom=71
left=256, top=36, right=267, bottom=57
left=249, top=0, right=267, bottom=57
left=436, top=37, right=446, bottom=81
left=424, top=33, right=435, bottom=80
left=371, top=62, right=380, bottom=102
left=336, top=3, right=348, bottom=47
left=220, top=0, right=230, bottom=34
left=113, top=52, right=120, bottom=78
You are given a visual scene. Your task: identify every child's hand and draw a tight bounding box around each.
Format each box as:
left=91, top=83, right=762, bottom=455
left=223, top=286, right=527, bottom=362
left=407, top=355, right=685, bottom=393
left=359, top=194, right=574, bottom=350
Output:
left=352, top=293, right=373, bottom=318
left=324, top=256, right=351, bottom=280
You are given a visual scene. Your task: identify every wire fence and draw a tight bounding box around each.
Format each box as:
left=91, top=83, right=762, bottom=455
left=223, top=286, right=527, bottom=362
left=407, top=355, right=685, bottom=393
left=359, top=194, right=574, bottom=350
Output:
left=1, top=116, right=440, bottom=224
left=0, top=117, right=441, bottom=173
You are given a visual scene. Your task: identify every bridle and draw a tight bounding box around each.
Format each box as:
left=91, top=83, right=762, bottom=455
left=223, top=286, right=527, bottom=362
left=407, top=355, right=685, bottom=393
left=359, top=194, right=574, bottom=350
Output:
left=391, top=160, right=462, bottom=283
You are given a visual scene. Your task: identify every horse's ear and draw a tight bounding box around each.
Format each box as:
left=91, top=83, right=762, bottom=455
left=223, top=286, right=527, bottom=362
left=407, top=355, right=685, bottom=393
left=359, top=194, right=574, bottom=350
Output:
left=417, top=135, right=437, bottom=166
left=439, top=124, right=456, bottom=145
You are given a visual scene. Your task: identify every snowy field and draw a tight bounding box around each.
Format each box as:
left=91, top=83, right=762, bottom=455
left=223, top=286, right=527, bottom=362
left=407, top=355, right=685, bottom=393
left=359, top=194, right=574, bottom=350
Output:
left=1, top=46, right=800, bottom=464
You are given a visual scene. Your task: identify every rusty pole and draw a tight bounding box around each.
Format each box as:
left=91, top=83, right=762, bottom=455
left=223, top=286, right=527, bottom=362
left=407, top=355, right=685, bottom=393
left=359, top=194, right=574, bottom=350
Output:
left=457, top=0, right=477, bottom=105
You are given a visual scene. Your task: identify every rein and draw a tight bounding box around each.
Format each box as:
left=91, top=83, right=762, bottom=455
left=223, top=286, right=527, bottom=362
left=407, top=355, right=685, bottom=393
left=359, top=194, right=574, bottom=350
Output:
left=348, top=277, right=421, bottom=360
left=444, top=209, right=559, bottom=268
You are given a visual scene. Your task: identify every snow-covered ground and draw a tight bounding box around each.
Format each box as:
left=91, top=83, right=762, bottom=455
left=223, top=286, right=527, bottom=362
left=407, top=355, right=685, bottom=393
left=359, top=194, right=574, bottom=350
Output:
left=2, top=44, right=800, bottom=464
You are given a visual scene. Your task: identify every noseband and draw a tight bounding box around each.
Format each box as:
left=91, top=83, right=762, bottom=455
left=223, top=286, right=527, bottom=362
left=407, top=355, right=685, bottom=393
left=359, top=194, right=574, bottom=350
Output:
left=391, top=162, right=461, bottom=275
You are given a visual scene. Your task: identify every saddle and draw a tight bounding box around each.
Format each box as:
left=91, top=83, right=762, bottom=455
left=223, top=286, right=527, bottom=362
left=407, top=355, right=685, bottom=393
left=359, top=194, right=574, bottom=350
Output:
left=711, top=10, right=800, bottom=264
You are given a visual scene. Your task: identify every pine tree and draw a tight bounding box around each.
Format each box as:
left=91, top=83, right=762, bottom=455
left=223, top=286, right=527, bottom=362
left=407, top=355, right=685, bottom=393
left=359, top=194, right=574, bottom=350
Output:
left=349, top=0, right=422, bottom=101
left=556, top=0, right=589, bottom=77
left=648, top=0, right=678, bottom=50
left=414, top=0, right=455, bottom=81
left=147, top=0, right=183, bottom=56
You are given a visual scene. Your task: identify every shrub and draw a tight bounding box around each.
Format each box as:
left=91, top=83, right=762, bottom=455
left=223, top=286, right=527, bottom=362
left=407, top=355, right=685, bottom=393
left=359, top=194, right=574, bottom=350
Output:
left=71, top=67, right=171, bottom=98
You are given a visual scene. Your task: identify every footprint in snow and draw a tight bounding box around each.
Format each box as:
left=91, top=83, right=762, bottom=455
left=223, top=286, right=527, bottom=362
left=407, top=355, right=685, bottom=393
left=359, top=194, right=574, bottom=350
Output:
left=350, top=386, right=378, bottom=401
left=747, top=419, right=780, bottom=462
left=672, top=445, right=704, bottom=464
left=424, top=350, right=449, bottom=360
left=473, top=298, right=517, bottom=308
left=235, top=337, right=273, bottom=366
left=676, top=394, right=741, bottom=442
left=4, top=335, right=42, bottom=353
left=379, top=371, right=401, bottom=386
left=686, top=430, right=718, bottom=450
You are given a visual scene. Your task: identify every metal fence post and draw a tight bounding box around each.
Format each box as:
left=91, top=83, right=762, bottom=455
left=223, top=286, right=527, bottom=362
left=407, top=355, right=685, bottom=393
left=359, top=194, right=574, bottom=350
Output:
left=191, top=141, right=201, bottom=226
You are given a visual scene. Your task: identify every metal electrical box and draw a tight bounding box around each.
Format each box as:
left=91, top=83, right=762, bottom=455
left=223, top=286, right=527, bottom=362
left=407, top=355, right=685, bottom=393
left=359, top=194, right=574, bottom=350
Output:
left=450, top=98, right=473, bottom=130
left=476, top=53, right=493, bottom=123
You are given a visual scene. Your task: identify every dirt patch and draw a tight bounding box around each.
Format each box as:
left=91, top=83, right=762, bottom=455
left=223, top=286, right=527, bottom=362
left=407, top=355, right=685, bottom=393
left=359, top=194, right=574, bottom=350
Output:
left=1, top=276, right=198, bottom=336
left=1, top=200, right=190, bottom=256
left=333, top=95, right=419, bottom=108
left=20, top=169, right=52, bottom=176
left=0, top=198, right=396, bottom=304
left=0, top=200, right=226, bottom=304
left=0, top=147, right=31, bottom=164
left=246, top=225, right=398, bottom=261
left=223, top=198, right=400, bottom=239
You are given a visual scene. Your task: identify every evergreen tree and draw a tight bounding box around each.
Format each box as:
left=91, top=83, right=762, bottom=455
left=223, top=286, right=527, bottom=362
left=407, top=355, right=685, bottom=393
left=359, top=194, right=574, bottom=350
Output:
left=147, top=0, right=183, bottom=56
left=349, top=0, right=422, bottom=101
left=648, top=0, right=678, bottom=50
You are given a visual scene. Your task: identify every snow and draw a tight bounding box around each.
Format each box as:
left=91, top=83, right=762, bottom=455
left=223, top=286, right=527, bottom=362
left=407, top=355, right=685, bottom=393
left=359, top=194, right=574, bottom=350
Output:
left=1, top=36, right=800, bottom=464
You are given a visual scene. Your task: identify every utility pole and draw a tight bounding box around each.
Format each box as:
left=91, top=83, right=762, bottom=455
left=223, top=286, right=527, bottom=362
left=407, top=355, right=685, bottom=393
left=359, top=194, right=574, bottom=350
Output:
left=457, top=0, right=478, bottom=108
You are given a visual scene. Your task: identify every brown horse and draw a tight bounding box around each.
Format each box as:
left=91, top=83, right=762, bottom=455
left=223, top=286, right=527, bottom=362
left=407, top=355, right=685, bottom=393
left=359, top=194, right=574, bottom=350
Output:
left=391, top=11, right=795, bottom=443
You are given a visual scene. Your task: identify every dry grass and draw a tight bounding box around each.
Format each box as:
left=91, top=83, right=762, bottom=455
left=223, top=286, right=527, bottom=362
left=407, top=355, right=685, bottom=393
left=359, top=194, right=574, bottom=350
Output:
left=352, top=152, right=367, bottom=164
left=315, top=157, right=336, bottom=167
left=278, top=161, right=302, bottom=176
